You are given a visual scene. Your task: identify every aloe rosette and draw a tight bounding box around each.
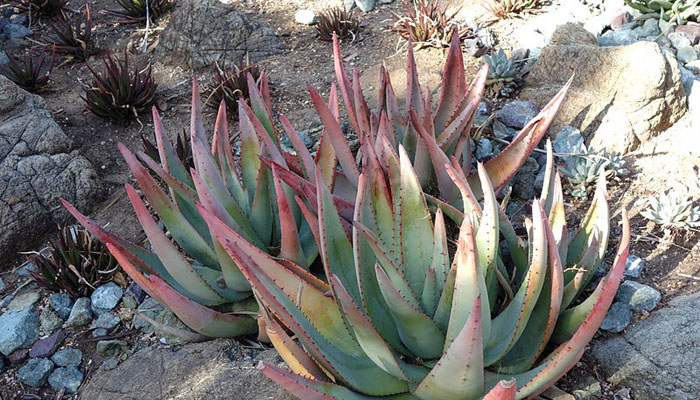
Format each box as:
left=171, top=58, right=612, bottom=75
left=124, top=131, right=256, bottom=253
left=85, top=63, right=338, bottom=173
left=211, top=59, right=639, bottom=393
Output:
left=199, top=138, right=630, bottom=399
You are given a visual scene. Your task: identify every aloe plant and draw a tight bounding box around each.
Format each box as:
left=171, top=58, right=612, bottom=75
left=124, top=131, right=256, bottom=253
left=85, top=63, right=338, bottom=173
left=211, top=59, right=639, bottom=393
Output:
left=625, top=0, right=700, bottom=24
left=200, top=139, right=630, bottom=399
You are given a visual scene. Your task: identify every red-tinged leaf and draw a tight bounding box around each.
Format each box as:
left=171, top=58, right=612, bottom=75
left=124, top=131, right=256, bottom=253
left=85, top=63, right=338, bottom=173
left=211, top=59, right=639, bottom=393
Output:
left=247, top=72, right=277, bottom=143
left=296, top=195, right=321, bottom=247
left=482, top=379, right=516, bottom=400
left=152, top=107, right=190, bottom=186
left=405, top=43, right=424, bottom=119
left=281, top=115, right=317, bottom=183
left=315, top=84, right=340, bottom=188
left=103, top=242, right=164, bottom=304
left=352, top=68, right=371, bottom=138
left=434, top=32, right=466, bottom=134
left=190, top=76, right=207, bottom=144
left=309, top=85, right=360, bottom=187
left=264, top=312, right=329, bottom=381
left=332, top=34, right=360, bottom=135
left=240, top=100, right=287, bottom=167
left=272, top=167, right=306, bottom=266
left=445, top=160, right=481, bottom=217
left=435, top=96, right=480, bottom=154
left=468, top=76, right=573, bottom=199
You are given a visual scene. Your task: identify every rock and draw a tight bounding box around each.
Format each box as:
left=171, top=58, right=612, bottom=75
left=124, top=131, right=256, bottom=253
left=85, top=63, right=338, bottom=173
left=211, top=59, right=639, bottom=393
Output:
left=48, top=366, right=83, bottom=393
left=521, top=24, right=686, bottom=154
left=133, top=297, right=164, bottom=334
left=0, top=277, right=4, bottom=291
left=0, top=354, right=3, bottom=372
left=677, top=46, right=698, bottom=64
left=15, top=262, right=36, bottom=277
left=90, top=312, right=121, bottom=330
left=17, top=358, right=54, bottom=387
left=126, top=282, right=146, bottom=304
left=598, top=29, right=639, bottom=46
left=473, top=101, right=491, bottom=127
left=81, top=340, right=295, bottom=400
left=96, top=340, right=128, bottom=358
left=39, top=308, right=63, bottom=336
left=668, top=31, right=692, bottom=49
left=615, top=280, right=661, bottom=312
left=475, top=138, right=493, bottom=161
left=491, top=120, right=518, bottom=140
left=0, top=307, right=39, bottom=356
left=356, top=0, right=376, bottom=12
left=51, top=348, right=82, bottom=367
left=0, top=76, right=102, bottom=264
left=29, top=329, right=66, bottom=358
left=3, top=23, right=32, bottom=39
left=592, top=291, right=700, bottom=399
left=7, top=291, right=40, bottom=312
left=49, top=293, right=73, bottom=319
left=511, top=157, right=540, bottom=200
left=495, top=100, right=539, bottom=129
left=623, top=255, right=645, bottom=278
left=8, top=348, right=28, bottom=363
left=571, top=375, right=604, bottom=400
left=553, top=126, right=587, bottom=154
left=670, top=24, right=700, bottom=45
left=91, top=283, right=123, bottom=311
left=102, top=357, right=119, bottom=370
left=65, top=297, right=92, bottom=328
left=155, top=308, right=195, bottom=345
left=156, top=0, right=285, bottom=70
left=0, top=53, right=7, bottom=66
left=637, top=18, right=661, bottom=38
left=121, top=295, right=138, bottom=310
left=609, top=11, right=632, bottom=30
left=599, top=302, right=632, bottom=333
left=92, top=328, right=108, bottom=338
left=345, top=0, right=356, bottom=10
left=294, top=9, right=316, bottom=25
left=0, top=295, right=14, bottom=309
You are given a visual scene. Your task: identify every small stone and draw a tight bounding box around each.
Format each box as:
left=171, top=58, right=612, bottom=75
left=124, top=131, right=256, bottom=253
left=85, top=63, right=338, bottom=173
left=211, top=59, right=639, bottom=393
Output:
left=133, top=297, right=164, bottom=334
left=52, top=348, right=82, bottom=367
left=685, top=59, right=700, bottom=73
left=155, top=308, right=194, bottom=345
left=0, top=307, right=40, bottom=356
left=598, top=29, right=639, bottom=46
left=473, top=101, right=491, bottom=127
left=616, top=281, right=662, bottom=312
left=65, top=297, right=93, bottom=328
left=492, top=120, right=518, bottom=140
left=121, top=295, right=138, bottom=310
left=0, top=295, right=14, bottom=309
left=102, top=357, right=119, bottom=371
left=677, top=46, right=698, bottom=64
left=668, top=31, right=692, bottom=49
left=7, top=292, right=40, bottom=312
left=92, top=328, right=108, bottom=338
left=511, top=157, right=540, bottom=200
left=91, top=283, right=123, bottom=311
left=29, top=329, right=66, bottom=358
left=9, top=348, right=29, bottom=363
left=355, top=0, right=376, bottom=12
left=670, top=24, right=700, bottom=45
left=600, top=302, right=632, bottom=333
left=48, top=366, right=83, bottom=393
left=624, top=255, right=645, bottom=278
left=15, top=262, right=37, bottom=277
left=553, top=126, right=587, bottom=154
left=495, top=101, right=539, bottom=129
left=0, top=277, right=5, bottom=291
left=126, top=282, right=147, bottom=304
left=475, top=138, right=493, bottom=161
left=40, top=308, right=64, bottom=336
left=294, top=9, right=316, bottom=25
left=17, top=358, right=54, bottom=387
left=96, top=340, right=128, bottom=358
left=638, top=18, right=661, bottom=38
left=609, top=11, right=632, bottom=30
left=3, top=23, right=32, bottom=39
left=49, top=294, right=73, bottom=319
left=90, top=312, right=121, bottom=330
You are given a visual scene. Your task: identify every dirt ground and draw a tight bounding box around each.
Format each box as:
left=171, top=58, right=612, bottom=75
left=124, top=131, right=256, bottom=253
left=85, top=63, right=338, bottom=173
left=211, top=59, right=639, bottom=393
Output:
left=1, top=0, right=699, bottom=398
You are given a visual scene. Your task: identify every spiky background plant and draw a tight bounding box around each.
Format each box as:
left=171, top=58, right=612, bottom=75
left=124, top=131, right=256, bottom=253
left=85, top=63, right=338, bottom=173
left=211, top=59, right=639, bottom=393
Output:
left=0, top=48, right=55, bottom=93
left=27, top=225, right=119, bottom=298
left=391, top=0, right=474, bottom=48
left=481, top=0, right=542, bottom=20
left=562, top=150, right=628, bottom=198
left=82, top=50, right=157, bottom=121
left=641, top=188, right=700, bottom=231
left=102, top=0, right=175, bottom=24
left=9, top=0, right=69, bottom=19
left=484, top=49, right=516, bottom=92
left=625, top=0, right=700, bottom=24
left=203, top=55, right=261, bottom=115
left=201, top=137, right=630, bottom=399
left=49, top=4, right=97, bottom=61
left=141, top=129, right=193, bottom=171
left=316, top=6, right=361, bottom=42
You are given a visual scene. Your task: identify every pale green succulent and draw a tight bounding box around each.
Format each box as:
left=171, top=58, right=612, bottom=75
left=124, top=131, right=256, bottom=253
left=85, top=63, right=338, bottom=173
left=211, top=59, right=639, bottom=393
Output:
left=484, top=49, right=516, bottom=89
left=562, top=150, right=628, bottom=198
left=625, top=0, right=700, bottom=25
left=641, top=188, right=700, bottom=230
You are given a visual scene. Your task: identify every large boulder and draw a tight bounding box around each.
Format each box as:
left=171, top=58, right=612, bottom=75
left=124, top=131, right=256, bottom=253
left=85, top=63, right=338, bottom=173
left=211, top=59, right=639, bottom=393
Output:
left=591, top=291, right=700, bottom=400
left=81, top=340, right=295, bottom=399
left=521, top=23, right=686, bottom=153
left=157, top=0, right=286, bottom=70
left=0, top=76, right=102, bottom=263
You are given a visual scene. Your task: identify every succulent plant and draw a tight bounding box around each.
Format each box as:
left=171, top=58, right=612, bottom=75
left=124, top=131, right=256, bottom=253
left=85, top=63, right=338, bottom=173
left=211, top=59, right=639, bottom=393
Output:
left=391, top=0, right=475, bottom=49
left=316, top=6, right=361, bottom=42
left=201, top=137, right=630, bottom=399
left=203, top=55, right=261, bottom=116
left=141, top=128, right=193, bottom=171
left=102, top=0, right=175, bottom=24
left=49, top=4, right=97, bottom=61
left=641, top=188, right=700, bottom=230
left=484, top=49, right=517, bottom=91
left=0, top=47, right=55, bottom=93
left=9, top=0, right=69, bottom=19
left=625, top=0, right=700, bottom=24
left=561, top=150, right=628, bottom=198
left=82, top=50, right=158, bottom=121
left=27, top=225, right=120, bottom=298
left=481, top=0, right=543, bottom=20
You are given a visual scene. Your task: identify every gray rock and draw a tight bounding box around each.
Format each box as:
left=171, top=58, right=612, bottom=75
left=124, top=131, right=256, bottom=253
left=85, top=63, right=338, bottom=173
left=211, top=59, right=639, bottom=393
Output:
left=0, top=53, right=8, bottom=65
left=51, top=348, right=82, bottom=367
left=615, top=280, right=661, bottom=312
left=7, top=291, right=40, bottom=312
left=623, top=255, right=645, bottom=278
left=17, top=358, right=54, bottom=387
left=90, top=312, right=121, bottom=330
left=3, top=23, right=32, bottom=39
left=475, top=138, right=493, bottom=161
left=155, top=307, right=195, bottom=345
left=48, top=366, right=83, bottom=393
left=521, top=24, right=686, bottom=154
left=0, top=76, right=102, bottom=264
left=592, top=291, right=700, bottom=399
left=571, top=375, right=604, bottom=400
left=679, top=64, right=696, bottom=96
left=668, top=31, right=692, bottom=49
left=49, top=293, right=73, bottom=319
left=684, top=59, right=700, bottom=73
left=102, top=357, right=119, bottom=370
left=553, top=126, right=587, bottom=154
left=380, top=0, right=394, bottom=3
left=294, top=9, right=316, bottom=25
left=473, top=101, right=491, bottom=127
left=598, top=29, right=639, bottom=46
left=638, top=18, right=661, bottom=37
left=345, top=0, right=356, bottom=10
left=511, top=157, right=540, bottom=200
left=0, top=295, right=14, bottom=309
left=0, top=354, right=3, bottom=372
left=356, top=0, right=376, bottom=12
left=92, top=328, right=108, bottom=337
left=495, top=100, right=539, bottom=130
left=96, top=340, right=128, bottom=358
left=29, top=329, right=65, bottom=358
left=65, top=297, right=92, bottom=328
left=0, top=277, right=4, bottom=290
left=91, top=282, right=123, bottom=311
left=492, top=120, right=518, bottom=140
left=133, top=297, right=164, bottom=334
left=81, top=340, right=295, bottom=400
left=40, top=308, right=63, bottom=336
left=126, top=282, right=147, bottom=304
left=156, top=0, right=286, bottom=70
left=599, top=302, right=632, bottom=333
left=121, top=295, right=138, bottom=310
left=0, top=306, right=39, bottom=356
left=677, top=46, right=698, bottom=64
left=15, top=262, right=36, bottom=276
